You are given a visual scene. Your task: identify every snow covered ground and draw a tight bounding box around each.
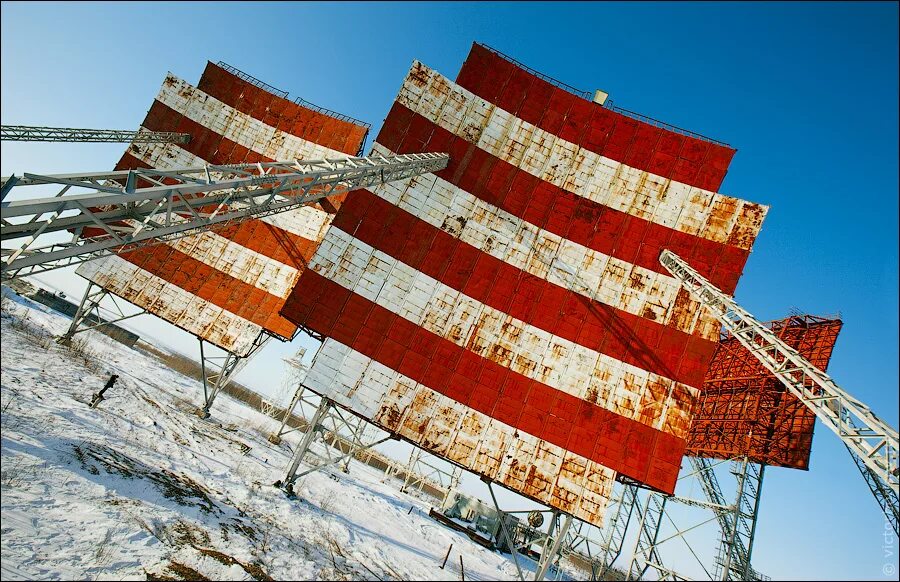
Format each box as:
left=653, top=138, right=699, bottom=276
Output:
left=0, top=288, right=569, bottom=581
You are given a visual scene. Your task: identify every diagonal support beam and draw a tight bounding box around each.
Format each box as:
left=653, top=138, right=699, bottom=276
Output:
left=660, top=249, right=898, bottom=529
left=1, top=152, right=449, bottom=280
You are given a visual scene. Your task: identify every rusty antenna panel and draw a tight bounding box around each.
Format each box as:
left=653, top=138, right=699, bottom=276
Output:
left=686, top=314, right=843, bottom=469
left=280, top=42, right=768, bottom=527
left=67, top=61, right=371, bottom=358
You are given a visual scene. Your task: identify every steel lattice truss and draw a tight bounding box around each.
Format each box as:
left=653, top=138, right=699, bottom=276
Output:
left=0, top=125, right=191, bottom=144
left=660, top=249, right=899, bottom=529
left=625, top=457, right=770, bottom=582
left=0, top=152, right=449, bottom=280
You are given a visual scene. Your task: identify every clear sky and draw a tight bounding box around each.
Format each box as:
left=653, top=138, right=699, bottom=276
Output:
left=2, top=2, right=898, bottom=579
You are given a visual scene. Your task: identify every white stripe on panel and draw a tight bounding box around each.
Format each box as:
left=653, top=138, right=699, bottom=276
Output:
left=367, top=143, right=705, bottom=338
left=305, top=337, right=615, bottom=525
left=310, top=228, right=696, bottom=440
left=76, top=255, right=263, bottom=356
left=394, top=61, right=767, bottom=249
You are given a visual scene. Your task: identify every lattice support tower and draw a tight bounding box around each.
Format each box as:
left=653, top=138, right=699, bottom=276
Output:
left=712, top=458, right=766, bottom=581
left=623, top=458, right=768, bottom=581
left=593, top=481, right=639, bottom=578
left=627, top=488, right=669, bottom=580
left=392, top=448, right=463, bottom=505
left=0, top=152, right=449, bottom=280
left=660, top=249, right=899, bottom=534
left=57, top=280, right=145, bottom=344
left=280, top=397, right=393, bottom=497
left=196, top=334, right=270, bottom=418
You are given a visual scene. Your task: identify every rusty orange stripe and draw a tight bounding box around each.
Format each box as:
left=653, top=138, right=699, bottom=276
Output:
left=283, top=269, right=685, bottom=494
left=329, top=187, right=716, bottom=389
left=119, top=243, right=297, bottom=339
left=376, top=102, right=749, bottom=294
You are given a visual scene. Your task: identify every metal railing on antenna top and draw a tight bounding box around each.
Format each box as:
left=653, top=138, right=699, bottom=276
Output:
left=215, top=60, right=371, bottom=155
left=215, top=61, right=289, bottom=99
left=605, top=99, right=730, bottom=147
left=475, top=42, right=592, bottom=100
left=216, top=61, right=370, bottom=129
left=475, top=43, right=730, bottom=148
left=293, top=97, right=371, bottom=129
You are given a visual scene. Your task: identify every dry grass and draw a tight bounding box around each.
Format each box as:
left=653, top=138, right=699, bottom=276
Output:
left=92, top=528, right=115, bottom=575
left=64, top=336, right=101, bottom=373
left=165, top=561, right=210, bottom=581
left=0, top=455, right=38, bottom=489
left=72, top=443, right=220, bottom=514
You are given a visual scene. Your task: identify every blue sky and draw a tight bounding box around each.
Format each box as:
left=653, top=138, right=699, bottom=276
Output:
left=2, top=2, right=897, bottom=579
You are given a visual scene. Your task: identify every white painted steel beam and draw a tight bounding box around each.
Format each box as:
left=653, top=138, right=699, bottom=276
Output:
left=660, top=249, right=900, bottom=512
left=0, top=125, right=191, bottom=144
left=0, top=152, right=449, bottom=280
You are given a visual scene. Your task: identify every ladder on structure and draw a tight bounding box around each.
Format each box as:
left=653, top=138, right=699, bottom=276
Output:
left=0, top=152, right=449, bottom=280
left=659, top=249, right=899, bottom=536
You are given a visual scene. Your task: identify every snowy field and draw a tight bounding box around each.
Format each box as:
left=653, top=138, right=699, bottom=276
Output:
left=0, top=288, right=565, bottom=581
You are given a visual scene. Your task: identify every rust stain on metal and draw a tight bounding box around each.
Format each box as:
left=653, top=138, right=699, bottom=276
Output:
left=628, top=270, right=648, bottom=292
left=488, top=343, right=514, bottom=368
left=550, top=340, right=569, bottom=361
left=375, top=402, right=404, bottom=430
left=727, top=202, right=768, bottom=249
left=500, top=319, right=523, bottom=343
left=400, top=389, right=438, bottom=439
left=512, top=353, right=538, bottom=377
left=421, top=401, right=457, bottom=456
left=667, top=287, right=698, bottom=331
left=637, top=378, right=670, bottom=428
left=440, top=215, right=467, bottom=237
left=702, top=197, right=739, bottom=241
left=464, top=319, right=484, bottom=354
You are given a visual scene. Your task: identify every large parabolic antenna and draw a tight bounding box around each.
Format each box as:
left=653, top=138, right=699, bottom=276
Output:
left=279, top=43, right=768, bottom=526
left=76, top=62, right=370, bottom=356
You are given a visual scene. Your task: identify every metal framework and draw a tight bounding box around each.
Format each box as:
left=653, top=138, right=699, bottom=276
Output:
left=279, top=397, right=394, bottom=497
left=535, top=512, right=574, bottom=581
left=595, top=482, right=639, bottom=578
left=482, top=482, right=575, bottom=582
left=660, top=249, right=899, bottom=532
left=687, top=314, right=842, bottom=469
left=624, top=456, right=769, bottom=581
left=271, top=380, right=465, bottom=501
left=628, top=487, right=669, bottom=580
left=57, top=280, right=145, bottom=344
left=215, top=61, right=289, bottom=99
left=268, top=352, right=310, bottom=446
left=711, top=458, right=766, bottom=581
left=0, top=152, right=449, bottom=279
left=0, top=125, right=190, bottom=144
left=386, top=447, right=463, bottom=503
left=197, top=334, right=270, bottom=418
